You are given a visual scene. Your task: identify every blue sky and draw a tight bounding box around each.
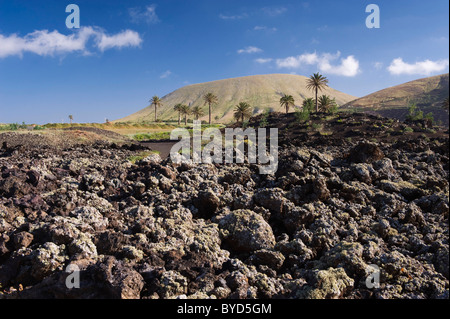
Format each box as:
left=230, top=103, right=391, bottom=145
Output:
left=0, top=0, right=449, bottom=124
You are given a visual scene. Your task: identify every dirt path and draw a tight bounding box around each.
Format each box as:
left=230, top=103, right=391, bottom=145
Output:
left=141, top=141, right=177, bottom=159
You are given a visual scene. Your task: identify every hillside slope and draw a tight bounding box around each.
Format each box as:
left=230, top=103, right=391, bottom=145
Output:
left=343, top=73, right=449, bottom=126
left=116, top=74, right=357, bottom=123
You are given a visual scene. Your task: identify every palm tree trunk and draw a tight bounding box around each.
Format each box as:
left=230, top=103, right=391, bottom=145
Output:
left=154, top=104, right=157, bottom=122
left=178, top=112, right=181, bottom=126
left=185, top=115, right=187, bottom=126
left=209, top=103, right=212, bottom=125
left=315, top=89, right=318, bottom=113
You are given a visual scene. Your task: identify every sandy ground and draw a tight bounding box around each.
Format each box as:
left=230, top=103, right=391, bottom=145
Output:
left=141, top=141, right=177, bottom=159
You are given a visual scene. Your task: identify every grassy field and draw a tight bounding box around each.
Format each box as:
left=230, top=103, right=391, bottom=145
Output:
left=0, top=122, right=226, bottom=141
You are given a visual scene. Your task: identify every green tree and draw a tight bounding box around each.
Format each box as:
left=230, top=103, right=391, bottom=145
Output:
left=295, top=108, right=310, bottom=123
left=406, top=103, right=423, bottom=121
left=424, top=112, right=434, bottom=124
left=179, top=104, right=191, bottom=125
left=191, top=106, right=205, bottom=121
left=306, top=73, right=329, bottom=112
left=203, top=93, right=219, bottom=125
left=68, top=115, right=73, bottom=124
left=279, top=94, right=295, bottom=114
left=234, top=102, right=253, bottom=123
left=302, top=98, right=315, bottom=113
left=150, top=96, right=163, bottom=122
left=295, top=99, right=314, bottom=123
left=173, top=104, right=184, bottom=125
left=318, top=95, right=337, bottom=113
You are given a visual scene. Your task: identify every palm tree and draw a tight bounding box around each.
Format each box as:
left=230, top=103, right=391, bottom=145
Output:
left=150, top=96, right=163, bottom=122
left=306, top=73, right=329, bottom=112
left=318, top=95, right=336, bottom=113
left=68, top=115, right=73, bottom=124
left=234, top=102, right=253, bottom=123
left=173, top=104, right=184, bottom=125
left=443, top=98, right=449, bottom=111
left=191, top=106, right=205, bottom=121
left=279, top=94, right=295, bottom=114
left=302, top=98, right=315, bottom=113
left=179, top=104, right=191, bottom=125
left=203, top=93, right=218, bottom=125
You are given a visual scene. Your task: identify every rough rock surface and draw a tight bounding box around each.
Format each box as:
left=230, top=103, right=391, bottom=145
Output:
left=0, top=121, right=448, bottom=299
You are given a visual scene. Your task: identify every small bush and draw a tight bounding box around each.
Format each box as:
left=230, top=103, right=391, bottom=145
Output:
left=127, top=151, right=161, bottom=164
left=259, top=109, right=270, bottom=128
left=424, top=112, right=434, bottom=123
left=133, top=132, right=171, bottom=141
left=406, top=103, right=423, bottom=121
left=0, top=123, right=19, bottom=131
left=403, top=126, right=414, bottom=133
left=328, top=104, right=339, bottom=115
left=295, top=108, right=310, bottom=123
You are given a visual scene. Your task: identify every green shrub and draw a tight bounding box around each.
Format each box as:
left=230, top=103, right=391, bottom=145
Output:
left=0, top=123, right=19, bottom=131
left=328, top=104, right=339, bottom=115
left=127, top=151, right=161, bottom=164
left=406, top=103, right=423, bottom=121
left=424, top=112, right=434, bottom=123
left=133, top=132, right=171, bottom=141
left=259, top=109, right=270, bottom=128
left=403, top=126, right=414, bottom=133
left=295, top=108, right=310, bottom=123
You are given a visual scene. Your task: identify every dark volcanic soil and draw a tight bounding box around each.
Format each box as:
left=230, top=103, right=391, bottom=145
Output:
left=0, top=113, right=448, bottom=299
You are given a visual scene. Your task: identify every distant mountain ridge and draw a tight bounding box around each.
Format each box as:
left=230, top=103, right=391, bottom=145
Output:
left=116, top=74, right=358, bottom=123
left=343, top=73, right=449, bottom=126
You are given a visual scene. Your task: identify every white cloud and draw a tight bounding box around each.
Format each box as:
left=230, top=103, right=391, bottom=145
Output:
left=129, top=4, right=160, bottom=24
left=276, top=52, right=320, bottom=68
left=319, top=54, right=360, bottom=77
left=373, top=62, right=383, bottom=70
left=160, top=70, right=172, bottom=79
left=219, top=13, right=248, bottom=20
left=387, top=58, right=449, bottom=76
left=237, top=46, right=263, bottom=54
left=0, top=27, right=142, bottom=58
left=97, top=29, right=142, bottom=51
left=0, top=27, right=95, bottom=58
left=255, top=58, right=273, bottom=64
left=275, top=51, right=361, bottom=77
left=261, top=6, right=287, bottom=17
left=220, top=6, right=287, bottom=21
